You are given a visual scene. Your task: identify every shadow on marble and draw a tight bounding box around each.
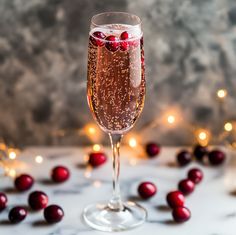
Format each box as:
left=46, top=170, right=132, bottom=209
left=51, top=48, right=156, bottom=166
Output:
left=0, top=220, right=12, bottom=226
left=32, top=220, right=51, bottom=227
left=38, top=178, right=58, bottom=185
left=147, top=219, right=179, bottom=226
left=156, top=205, right=171, bottom=212
left=229, top=189, right=236, bottom=197
left=127, top=195, right=143, bottom=202
left=76, top=163, right=87, bottom=169
left=2, top=187, right=20, bottom=194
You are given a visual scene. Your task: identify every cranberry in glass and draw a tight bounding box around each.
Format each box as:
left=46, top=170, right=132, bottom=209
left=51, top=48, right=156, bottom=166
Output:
left=188, top=168, right=203, bottom=184
left=138, top=182, right=157, bottom=199
left=120, top=31, right=130, bottom=51
left=90, top=31, right=106, bottom=47
left=208, top=149, right=225, bottom=166
left=105, top=35, right=120, bottom=52
left=145, top=143, right=161, bottom=158
left=0, top=192, right=7, bottom=211
left=172, top=206, right=191, bottom=223
left=176, top=150, right=192, bottom=166
left=9, top=207, right=27, bottom=223
left=178, top=179, right=195, bottom=195
left=88, top=152, right=107, bottom=168
left=166, top=191, right=185, bottom=208
left=193, top=145, right=208, bottom=162
left=15, top=174, right=34, bottom=192
left=28, top=191, right=48, bottom=210
left=44, top=205, right=64, bottom=223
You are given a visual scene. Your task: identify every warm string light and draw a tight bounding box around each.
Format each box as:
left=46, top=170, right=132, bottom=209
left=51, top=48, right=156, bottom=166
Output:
left=92, top=144, right=101, bottom=152
left=224, top=122, right=233, bottom=132
left=5, top=167, right=16, bottom=178
left=167, top=115, right=175, bottom=124
left=195, top=129, right=210, bottom=146
left=128, top=138, right=137, bottom=148
left=217, top=89, right=227, bottom=99
left=35, top=155, right=43, bottom=164
left=8, top=151, right=16, bottom=160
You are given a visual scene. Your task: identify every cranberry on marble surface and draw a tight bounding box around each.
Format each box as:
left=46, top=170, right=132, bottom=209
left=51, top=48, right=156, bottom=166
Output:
left=14, top=174, right=34, bottom=192
left=166, top=191, right=185, bottom=208
left=193, top=145, right=208, bottom=162
left=172, top=206, right=191, bottom=223
left=208, top=149, right=225, bottom=166
left=51, top=166, right=70, bottom=183
left=176, top=150, right=192, bottom=166
left=28, top=191, right=48, bottom=210
left=145, top=143, right=161, bottom=158
left=44, top=205, right=64, bottom=224
left=88, top=152, right=107, bottom=168
left=9, top=206, right=27, bottom=223
left=178, top=179, right=195, bottom=195
left=0, top=192, right=7, bottom=211
left=188, top=168, right=203, bottom=184
left=138, top=182, right=157, bottom=199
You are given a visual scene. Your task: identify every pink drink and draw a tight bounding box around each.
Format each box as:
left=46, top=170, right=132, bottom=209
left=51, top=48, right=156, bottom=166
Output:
left=87, top=24, right=145, bottom=134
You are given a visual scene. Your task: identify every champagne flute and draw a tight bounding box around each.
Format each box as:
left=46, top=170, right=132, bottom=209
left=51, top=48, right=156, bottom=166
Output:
left=83, top=12, right=146, bottom=232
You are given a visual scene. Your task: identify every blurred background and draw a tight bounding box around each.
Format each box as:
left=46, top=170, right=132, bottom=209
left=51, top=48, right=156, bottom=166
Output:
left=0, top=0, right=236, bottom=146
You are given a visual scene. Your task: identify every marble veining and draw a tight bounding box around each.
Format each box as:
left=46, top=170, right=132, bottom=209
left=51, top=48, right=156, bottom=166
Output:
left=0, top=147, right=235, bottom=235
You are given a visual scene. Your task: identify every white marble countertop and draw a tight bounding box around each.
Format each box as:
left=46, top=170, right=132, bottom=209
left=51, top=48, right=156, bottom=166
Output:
left=0, top=146, right=236, bottom=235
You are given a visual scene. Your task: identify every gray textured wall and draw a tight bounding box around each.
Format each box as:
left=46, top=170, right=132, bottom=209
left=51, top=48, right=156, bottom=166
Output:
left=0, top=0, right=236, bottom=146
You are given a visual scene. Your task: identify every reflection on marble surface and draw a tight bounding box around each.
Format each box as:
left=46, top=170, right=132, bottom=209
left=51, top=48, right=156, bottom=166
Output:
left=0, top=0, right=236, bottom=146
left=0, top=146, right=235, bottom=235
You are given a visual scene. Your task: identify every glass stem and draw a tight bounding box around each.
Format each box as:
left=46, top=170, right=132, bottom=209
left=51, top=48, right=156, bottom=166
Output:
left=108, top=133, right=124, bottom=211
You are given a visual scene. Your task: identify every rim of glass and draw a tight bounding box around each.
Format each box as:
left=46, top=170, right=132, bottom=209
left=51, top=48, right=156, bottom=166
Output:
left=91, top=12, right=142, bottom=28
left=90, top=12, right=142, bottom=42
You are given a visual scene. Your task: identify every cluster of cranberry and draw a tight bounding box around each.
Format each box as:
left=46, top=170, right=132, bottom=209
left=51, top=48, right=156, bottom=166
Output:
left=137, top=167, right=202, bottom=223
left=138, top=142, right=226, bottom=223
left=0, top=166, right=70, bottom=224
left=90, top=31, right=142, bottom=52
left=177, top=145, right=225, bottom=167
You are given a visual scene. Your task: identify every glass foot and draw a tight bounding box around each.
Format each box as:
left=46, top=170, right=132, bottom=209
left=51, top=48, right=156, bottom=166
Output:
left=82, top=201, right=147, bottom=232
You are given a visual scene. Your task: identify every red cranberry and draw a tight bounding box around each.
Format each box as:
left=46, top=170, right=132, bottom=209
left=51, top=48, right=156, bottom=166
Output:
left=188, top=168, right=203, bottom=184
left=176, top=150, right=192, bottom=166
left=208, top=149, right=225, bottom=166
left=0, top=192, right=7, bottom=211
left=9, top=206, right=27, bottom=223
left=14, top=174, right=34, bottom=192
left=178, top=179, right=195, bottom=195
left=105, top=35, right=119, bottom=52
left=120, top=31, right=130, bottom=40
left=120, top=31, right=130, bottom=51
left=166, top=191, right=185, bottom=208
left=193, top=145, right=208, bottom=162
left=44, top=205, right=64, bottom=223
left=172, top=206, right=191, bottom=223
left=140, top=36, right=144, bottom=46
left=51, top=166, right=70, bottom=183
left=90, top=31, right=106, bottom=47
left=28, top=191, right=48, bottom=210
left=145, top=143, right=161, bottom=158
left=141, top=51, right=145, bottom=65
left=138, top=182, right=157, bottom=199
left=88, top=152, right=107, bottom=167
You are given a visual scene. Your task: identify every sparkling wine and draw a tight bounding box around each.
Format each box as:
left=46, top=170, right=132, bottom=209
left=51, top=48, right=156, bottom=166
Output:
left=87, top=24, right=145, bottom=134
